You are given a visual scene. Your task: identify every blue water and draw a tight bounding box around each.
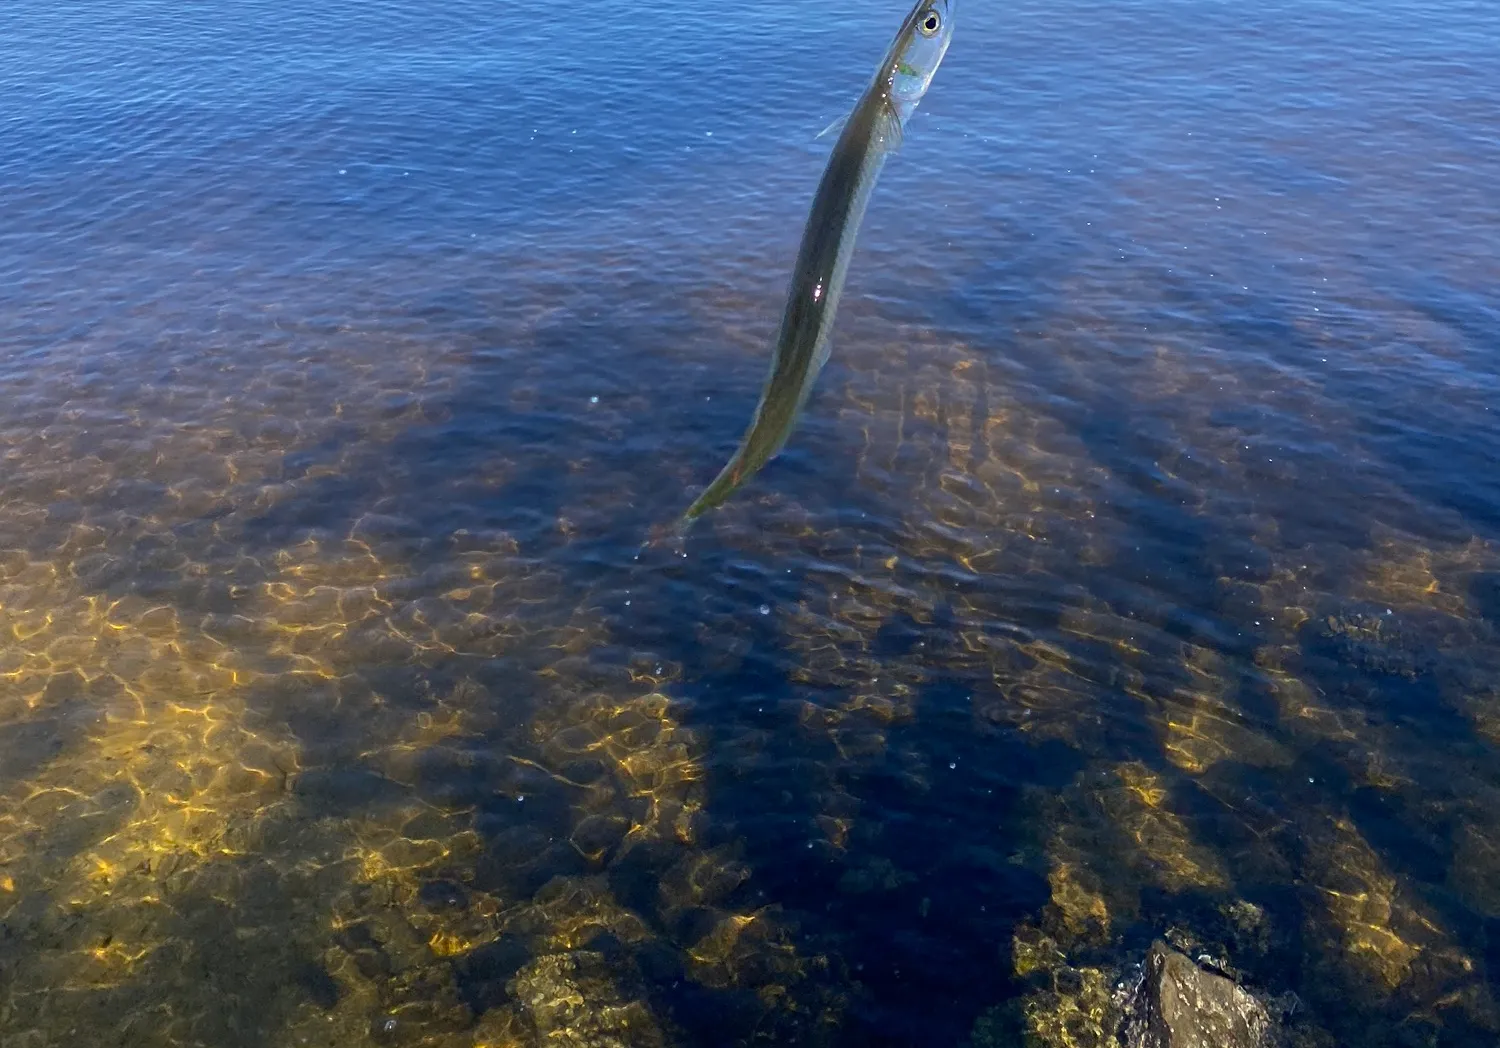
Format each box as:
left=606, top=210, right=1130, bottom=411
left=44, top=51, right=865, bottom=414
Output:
left=3, top=1, right=1500, bottom=1046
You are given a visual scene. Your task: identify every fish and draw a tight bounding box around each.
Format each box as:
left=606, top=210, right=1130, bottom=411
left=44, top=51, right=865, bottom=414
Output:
left=680, top=0, right=957, bottom=525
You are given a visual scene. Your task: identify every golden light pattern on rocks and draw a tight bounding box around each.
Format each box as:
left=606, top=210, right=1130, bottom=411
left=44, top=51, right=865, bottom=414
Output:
left=1304, top=815, right=1475, bottom=995
left=1121, top=642, right=1291, bottom=776
left=728, top=300, right=1500, bottom=1047
left=534, top=678, right=707, bottom=850
left=1051, top=762, right=1229, bottom=907
left=0, top=328, right=810, bottom=1047
left=5, top=271, right=1500, bottom=1048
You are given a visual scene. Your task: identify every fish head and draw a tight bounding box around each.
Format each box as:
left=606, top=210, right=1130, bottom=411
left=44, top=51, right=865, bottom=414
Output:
left=883, top=0, right=955, bottom=114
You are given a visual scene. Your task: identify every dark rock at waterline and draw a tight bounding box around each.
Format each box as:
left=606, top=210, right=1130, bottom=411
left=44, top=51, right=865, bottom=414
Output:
left=1122, top=941, right=1277, bottom=1048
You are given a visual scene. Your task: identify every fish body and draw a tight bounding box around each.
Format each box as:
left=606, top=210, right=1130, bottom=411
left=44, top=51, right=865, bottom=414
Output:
left=681, top=0, right=956, bottom=523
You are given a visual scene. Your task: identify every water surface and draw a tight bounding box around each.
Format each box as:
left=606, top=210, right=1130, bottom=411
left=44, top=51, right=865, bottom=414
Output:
left=3, top=1, right=1500, bottom=1045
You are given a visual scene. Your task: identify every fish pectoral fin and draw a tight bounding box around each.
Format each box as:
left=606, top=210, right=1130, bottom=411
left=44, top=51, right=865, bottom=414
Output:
left=875, top=100, right=904, bottom=153
left=815, top=111, right=850, bottom=142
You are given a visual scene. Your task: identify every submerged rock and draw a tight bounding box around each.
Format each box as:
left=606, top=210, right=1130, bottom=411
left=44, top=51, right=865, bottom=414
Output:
left=511, top=949, right=668, bottom=1048
left=1122, top=941, right=1276, bottom=1048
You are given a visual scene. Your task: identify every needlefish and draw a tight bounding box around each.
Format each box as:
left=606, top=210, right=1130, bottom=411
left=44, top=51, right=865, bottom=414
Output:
left=680, top=0, right=956, bottom=524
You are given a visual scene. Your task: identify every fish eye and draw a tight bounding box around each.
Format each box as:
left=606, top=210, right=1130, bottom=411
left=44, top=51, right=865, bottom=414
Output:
left=918, top=9, right=941, bottom=36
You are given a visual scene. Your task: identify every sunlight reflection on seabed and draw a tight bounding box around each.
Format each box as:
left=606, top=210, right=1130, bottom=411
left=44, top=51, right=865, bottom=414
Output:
left=778, top=317, right=1500, bottom=1047
left=1, top=297, right=1499, bottom=1048
left=0, top=341, right=837, bottom=1047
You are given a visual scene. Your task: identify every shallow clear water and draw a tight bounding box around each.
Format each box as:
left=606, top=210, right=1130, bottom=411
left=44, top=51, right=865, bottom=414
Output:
left=2, top=1, right=1500, bottom=1045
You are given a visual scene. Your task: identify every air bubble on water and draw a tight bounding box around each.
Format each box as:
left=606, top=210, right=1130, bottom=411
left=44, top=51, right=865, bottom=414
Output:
left=589, top=396, right=599, bottom=404
left=759, top=604, right=770, bottom=615
left=948, top=762, right=957, bottom=770
left=624, top=600, right=631, bottom=606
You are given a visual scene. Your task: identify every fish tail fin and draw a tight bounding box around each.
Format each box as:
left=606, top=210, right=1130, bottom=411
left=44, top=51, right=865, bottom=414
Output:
left=638, top=518, right=689, bottom=556
left=681, top=350, right=825, bottom=526
left=680, top=415, right=794, bottom=525
left=679, top=449, right=754, bottom=525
